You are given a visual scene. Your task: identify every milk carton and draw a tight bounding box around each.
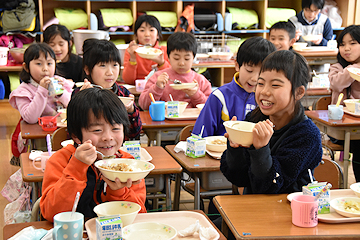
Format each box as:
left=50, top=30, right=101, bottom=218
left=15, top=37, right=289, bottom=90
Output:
left=123, top=141, right=141, bottom=160
left=303, top=182, right=330, bottom=214
left=186, top=135, right=206, bottom=158
left=48, top=78, right=64, bottom=96
left=167, top=101, right=180, bottom=118
left=96, top=215, right=122, bottom=240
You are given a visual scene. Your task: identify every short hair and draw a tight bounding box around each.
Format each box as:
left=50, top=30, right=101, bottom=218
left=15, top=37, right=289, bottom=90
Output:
left=167, top=32, right=197, bottom=57
left=82, top=39, right=121, bottom=83
left=260, top=50, right=310, bottom=114
left=270, top=21, right=296, bottom=40
left=302, top=0, right=325, bottom=10
left=236, top=37, right=276, bottom=67
left=134, top=14, right=162, bottom=41
left=20, top=43, right=56, bottom=83
left=43, top=24, right=72, bottom=59
left=336, top=25, right=360, bottom=68
left=67, top=88, right=130, bottom=142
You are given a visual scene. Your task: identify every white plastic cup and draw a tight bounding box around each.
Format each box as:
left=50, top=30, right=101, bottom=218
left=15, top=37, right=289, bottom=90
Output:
left=0, top=47, right=9, bottom=66
left=328, top=105, right=344, bottom=120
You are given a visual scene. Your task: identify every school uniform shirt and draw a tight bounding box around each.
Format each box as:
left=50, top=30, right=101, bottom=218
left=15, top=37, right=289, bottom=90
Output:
left=138, top=67, right=212, bottom=110
left=9, top=77, right=74, bottom=124
left=122, top=42, right=171, bottom=85
left=72, top=82, right=142, bottom=140
left=40, top=144, right=147, bottom=221
left=329, top=63, right=360, bottom=105
left=220, top=106, right=322, bottom=194
left=192, top=72, right=256, bottom=137
left=289, top=11, right=333, bottom=46
left=56, top=54, right=84, bottom=83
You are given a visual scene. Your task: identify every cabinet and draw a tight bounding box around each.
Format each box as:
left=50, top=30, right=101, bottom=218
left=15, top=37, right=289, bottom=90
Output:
left=35, top=0, right=356, bottom=86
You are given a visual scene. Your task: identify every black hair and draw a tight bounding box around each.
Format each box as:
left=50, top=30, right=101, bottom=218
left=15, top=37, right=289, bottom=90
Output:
left=236, top=37, right=276, bottom=67
left=302, top=0, right=325, bottom=10
left=134, top=14, right=162, bottom=42
left=19, top=42, right=56, bottom=83
left=260, top=50, right=310, bottom=114
left=82, top=39, right=121, bottom=83
left=167, top=32, right=197, bottom=57
left=336, top=25, right=360, bottom=68
left=43, top=24, right=72, bottom=59
left=269, top=21, right=296, bottom=40
left=67, top=88, right=130, bottom=142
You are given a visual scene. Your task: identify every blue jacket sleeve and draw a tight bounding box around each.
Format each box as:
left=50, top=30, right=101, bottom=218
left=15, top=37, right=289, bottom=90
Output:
left=320, top=18, right=333, bottom=46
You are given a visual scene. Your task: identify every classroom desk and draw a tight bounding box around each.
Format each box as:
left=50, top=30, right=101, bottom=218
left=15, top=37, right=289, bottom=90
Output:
left=302, top=88, right=332, bottom=108
left=305, top=110, right=360, bottom=188
left=0, top=64, right=23, bottom=72
left=3, top=210, right=225, bottom=240
left=295, top=49, right=338, bottom=65
left=20, top=146, right=183, bottom=210
left=165, top=145, right=232, bottom=210
left=140, top=111, right=197, bottom=146
left=20, top=120, right=56, bottom=150
left=214, top=194, right=360, bottom=239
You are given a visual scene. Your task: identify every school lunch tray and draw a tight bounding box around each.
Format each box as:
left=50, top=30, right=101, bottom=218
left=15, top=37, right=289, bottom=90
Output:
left=85, top=211, right=220, bottom=240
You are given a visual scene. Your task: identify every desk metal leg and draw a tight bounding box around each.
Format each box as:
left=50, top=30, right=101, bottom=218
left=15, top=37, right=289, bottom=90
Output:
left=31, top=182, right=38, bottom=204
left=173, top=173, right=181, bottom=211
left=156, top=130, right=161, bottom=146
left=165, top=174, right=171, bottom=211
left=194, top=174, right=201, bottom=210
left=344, top=131, right=351, bottom=188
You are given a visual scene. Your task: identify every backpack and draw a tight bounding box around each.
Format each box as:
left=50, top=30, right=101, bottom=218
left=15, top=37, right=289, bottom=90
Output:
left=0, top=0, right=36, bottom=33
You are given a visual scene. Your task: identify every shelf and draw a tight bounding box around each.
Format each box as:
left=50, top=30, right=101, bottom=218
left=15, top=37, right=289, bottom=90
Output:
left=224, top=29, right=269, bottom=34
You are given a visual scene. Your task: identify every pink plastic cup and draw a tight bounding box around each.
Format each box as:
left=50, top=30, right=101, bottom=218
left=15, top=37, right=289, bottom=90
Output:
left=291, top=195, right=318, bottom=227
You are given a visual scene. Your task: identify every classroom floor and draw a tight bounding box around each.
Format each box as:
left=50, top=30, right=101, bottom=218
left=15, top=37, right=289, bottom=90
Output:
left=0, top=100, right=356, bottom=238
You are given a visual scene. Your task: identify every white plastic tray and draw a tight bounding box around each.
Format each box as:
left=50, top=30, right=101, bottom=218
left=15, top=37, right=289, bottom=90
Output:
left=85, top=211, right=220, bottom=240
left=344, top=107, right=360, bottom=117
left=166, top=108, right=200, bottom=120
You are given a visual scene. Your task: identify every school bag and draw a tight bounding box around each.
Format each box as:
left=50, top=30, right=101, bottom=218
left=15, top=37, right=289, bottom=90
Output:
left=98, top=8, right=133, bottom=31
left=0, top=0, right=37, bottom=33
left=54, top=8, right=88, bottom=31
left=175, top=3, right=194, bottom=33
left=227, top=7, right=259, bottom=29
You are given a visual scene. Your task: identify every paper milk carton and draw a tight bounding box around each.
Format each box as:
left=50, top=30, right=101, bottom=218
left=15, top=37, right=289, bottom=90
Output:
left=96, top=215, right=122, bottom=240
left=303, top=182, right=330, bottom=214
left=123, top=141, right=141, bottom=160
left=186, top=134, right=206, bottom=158
left=167, top=101, right=180, bottom=118
left=48, top=78, right=64, bottom=96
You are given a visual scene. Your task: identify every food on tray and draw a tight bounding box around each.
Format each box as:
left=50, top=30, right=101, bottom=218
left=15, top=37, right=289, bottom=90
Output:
left=343, top=200, right=360, bottom=213
left=99, top=163, right=139, bottom=172
left=211, top=139, right=227, bottom=145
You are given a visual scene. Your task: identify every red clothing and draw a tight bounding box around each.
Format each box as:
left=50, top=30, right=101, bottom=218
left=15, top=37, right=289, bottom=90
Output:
left=122, top=42, right=170, bottom=85
left=40, top=144, right=146, bottom=222
left=329, top=63, right=360, bottom=104
left=139, top=67, right=212, bottom=110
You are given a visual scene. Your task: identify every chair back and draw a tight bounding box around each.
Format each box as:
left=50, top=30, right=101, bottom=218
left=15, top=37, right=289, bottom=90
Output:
left=52, top=127, right=69, bottom=151
left=313, top=96, right=331, bottom=110
left=175, top=124, right=194, bottom=143
left=313, top=157, right=343, bottom=189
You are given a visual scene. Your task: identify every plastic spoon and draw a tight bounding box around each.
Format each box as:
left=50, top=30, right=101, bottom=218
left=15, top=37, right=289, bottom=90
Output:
left=149, top=93, right=156, bottom=103
left=336, top=93, right=344, bottom=107
left=50, top=112, right=61, bottom=121
left=71, top=191, right=80, bottom=219
left=169, top=94, right=174, bottom=102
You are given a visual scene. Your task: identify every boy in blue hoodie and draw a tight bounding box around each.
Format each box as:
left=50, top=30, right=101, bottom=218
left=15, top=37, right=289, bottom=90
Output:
left=193, top=37, right=276, bottom=137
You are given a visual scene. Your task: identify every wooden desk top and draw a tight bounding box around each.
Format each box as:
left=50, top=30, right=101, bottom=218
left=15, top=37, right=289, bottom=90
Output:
left=165, top=145, right=221, bottom=173
left=306, top=88, right=331, bottom=96
left=305, top=110, right=360, bottom=127
left=20, top=120, right=55, bottom=140
left=214, top=194, right=360, bottom=239
left=294, top=49, right=338, bottom=57
left=20, top=146, right=182, bottom=183
left=140, top=111, right=196, bottom=129
left=0, top=65, right=22, bottom=72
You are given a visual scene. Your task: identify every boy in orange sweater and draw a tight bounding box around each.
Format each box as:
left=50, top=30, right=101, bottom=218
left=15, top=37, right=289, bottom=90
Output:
left=40, top=88, right=146, bottom=221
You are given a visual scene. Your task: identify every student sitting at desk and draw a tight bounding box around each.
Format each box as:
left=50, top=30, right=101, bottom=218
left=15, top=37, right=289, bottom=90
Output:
left=269, top=21, right=297, bottom=51
left=40, top=88, right=147, bottom=221
left=9, top=43, right=74, bottom=166
left=328, top=25, right=360, bottom=182
left=139, top=32, right=212, bottom=110
left=289, top=0, right=333, bottom=46
left=221, top=50, right=322, bottom=194
left=193, top=37, right=276, bottom=137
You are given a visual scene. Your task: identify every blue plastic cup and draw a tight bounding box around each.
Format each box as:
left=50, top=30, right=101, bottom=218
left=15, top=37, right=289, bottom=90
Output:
left=149, top=101, right=165, bottom=121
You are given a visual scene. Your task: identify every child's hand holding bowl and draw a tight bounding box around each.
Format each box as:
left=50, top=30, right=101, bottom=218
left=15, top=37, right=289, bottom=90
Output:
left=181, top=80, right=199, bottom=97
left=102, top=176, right=142, bottom=191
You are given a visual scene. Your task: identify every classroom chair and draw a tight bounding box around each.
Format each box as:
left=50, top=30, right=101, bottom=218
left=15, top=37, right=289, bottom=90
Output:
left=175, top=124, right=232, bottom=210
left=30, top=197, right=43, bottom=222
left=312, top=96, right=344, bottom=162
left=314, top=157, right=344, bottom=189
left=51, top=127, right=69, bottom=151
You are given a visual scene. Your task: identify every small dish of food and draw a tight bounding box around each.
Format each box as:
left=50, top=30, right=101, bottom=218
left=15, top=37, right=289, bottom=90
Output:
left=135, top=47, right=162, bottom=59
